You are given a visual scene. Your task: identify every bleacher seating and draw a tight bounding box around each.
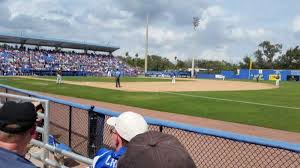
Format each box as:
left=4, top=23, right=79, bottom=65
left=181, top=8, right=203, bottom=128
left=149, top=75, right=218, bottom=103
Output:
left=0, top=46, right=140, bottom=76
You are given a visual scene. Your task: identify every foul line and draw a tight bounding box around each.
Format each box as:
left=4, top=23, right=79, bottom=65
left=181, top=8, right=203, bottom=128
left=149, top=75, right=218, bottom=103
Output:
left=163, top=92, right=300, bottom=110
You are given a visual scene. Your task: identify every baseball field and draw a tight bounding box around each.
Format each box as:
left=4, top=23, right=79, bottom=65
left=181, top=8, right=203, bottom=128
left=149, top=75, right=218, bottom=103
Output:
left=0, top=76, right=299, bottom=133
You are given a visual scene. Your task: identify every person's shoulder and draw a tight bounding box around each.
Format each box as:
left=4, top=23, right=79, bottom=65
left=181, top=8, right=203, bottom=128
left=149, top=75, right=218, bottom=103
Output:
left=0, top=148, right=37, bottom=168
left=95, top=148, right=113, bottom=156
left=93, top=148, right=114, bottom=168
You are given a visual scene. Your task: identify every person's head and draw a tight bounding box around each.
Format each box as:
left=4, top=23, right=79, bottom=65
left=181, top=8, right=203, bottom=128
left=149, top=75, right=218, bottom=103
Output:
left=31, top=101, right=44, bottom=124
left=106, top=111, right=148, bottom=151
left=117, top=131, right=196, bottom=168
left=0, top=101, right=37, bottom=156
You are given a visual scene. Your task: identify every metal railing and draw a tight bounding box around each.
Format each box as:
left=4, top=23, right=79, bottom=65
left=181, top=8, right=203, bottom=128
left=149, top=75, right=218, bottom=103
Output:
left=0, top=92, right=92, bottom=168
left=0, top=84, right=300, bottom=168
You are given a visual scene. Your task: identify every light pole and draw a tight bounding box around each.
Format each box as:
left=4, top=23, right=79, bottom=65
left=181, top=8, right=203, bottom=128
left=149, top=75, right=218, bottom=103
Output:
left=192, top=17, right=200, bottom=78
left=144, top=14, right=149, bottom=74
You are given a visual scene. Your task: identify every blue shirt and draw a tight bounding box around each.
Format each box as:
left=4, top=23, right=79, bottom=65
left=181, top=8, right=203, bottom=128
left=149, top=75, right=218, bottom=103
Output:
left=115, top=71, right=121, bottom=78
left=92, top=147, right=126, bottom=168
left=0, top=147, right=37, bottom=168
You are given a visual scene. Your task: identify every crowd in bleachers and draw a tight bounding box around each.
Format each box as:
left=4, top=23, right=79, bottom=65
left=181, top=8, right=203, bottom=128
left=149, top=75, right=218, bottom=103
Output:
left=0, top=45, right=140, bottom=76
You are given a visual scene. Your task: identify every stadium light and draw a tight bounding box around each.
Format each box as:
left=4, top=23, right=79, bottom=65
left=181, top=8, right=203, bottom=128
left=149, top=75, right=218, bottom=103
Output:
left=193, top=17, right=200, bottom=30
left=145, top=14, right=149, bottom=74
left=191, top=17, right=200, bottom=77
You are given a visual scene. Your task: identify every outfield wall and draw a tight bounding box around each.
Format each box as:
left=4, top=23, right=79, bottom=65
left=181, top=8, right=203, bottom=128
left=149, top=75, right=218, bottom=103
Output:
left=197, top=69, right=300, bottom=81
left=0, top=84, right=299, bottom=168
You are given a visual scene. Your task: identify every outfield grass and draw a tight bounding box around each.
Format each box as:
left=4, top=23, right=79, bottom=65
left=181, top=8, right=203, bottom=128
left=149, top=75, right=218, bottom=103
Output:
left=34, top=76, right=187, bottom=82
left=0, top=77, right=299, bottom=132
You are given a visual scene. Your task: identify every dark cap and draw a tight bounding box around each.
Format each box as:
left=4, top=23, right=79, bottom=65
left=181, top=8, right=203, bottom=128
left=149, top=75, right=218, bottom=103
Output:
left=118, top=131, right=196, bottom=168
left=0, top=101, right=37, bottom=134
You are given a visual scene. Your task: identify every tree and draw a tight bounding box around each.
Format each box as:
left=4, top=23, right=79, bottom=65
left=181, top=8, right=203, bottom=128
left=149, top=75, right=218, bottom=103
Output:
left=276, top=46, right=300, bottom=69
left=254, top=41, right=282, bottom=69
left=147, top=55, right=175, bottom=71
left=239, top=56, right=252, bottom=69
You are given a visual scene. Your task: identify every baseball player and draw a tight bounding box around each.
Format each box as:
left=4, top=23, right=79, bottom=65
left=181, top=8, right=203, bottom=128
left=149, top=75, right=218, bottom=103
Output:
left=56, top=68, right=62, bottom=84
left=171, top=72, right=176, bottom=84
left=275, top=74, right=280, bottom=87
left=115, top=69, right=121, bottom=88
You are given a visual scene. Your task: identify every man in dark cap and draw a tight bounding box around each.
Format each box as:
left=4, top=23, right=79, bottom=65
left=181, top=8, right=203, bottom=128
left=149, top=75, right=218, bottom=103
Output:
left=117, top=131, right=196, bottom=168
left=0, top=101, right=38, bottom=168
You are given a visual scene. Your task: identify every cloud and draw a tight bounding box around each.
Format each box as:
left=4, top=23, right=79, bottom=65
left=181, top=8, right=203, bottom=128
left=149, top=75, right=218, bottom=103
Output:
left=0, top=0, right=298, bottom=63
left=292, top=16, right=300, bottom=32
left=199, top=46, right=229, bottom=61
left=197, top=6, right=224, bottom=30
left=149, top=26, right=187, bottom=44
left=227, top=27, right=268, bottom=40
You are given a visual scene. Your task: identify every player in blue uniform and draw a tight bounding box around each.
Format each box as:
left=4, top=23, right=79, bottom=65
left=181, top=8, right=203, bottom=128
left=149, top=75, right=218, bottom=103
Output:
left=115, top=69, right=121, bottom=88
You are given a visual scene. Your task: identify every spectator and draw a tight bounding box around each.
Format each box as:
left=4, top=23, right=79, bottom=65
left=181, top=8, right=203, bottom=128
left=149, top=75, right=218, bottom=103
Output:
left=0, top=101, right=38, bottom=168
left=92, top=111, right=148, bottom=168
left=0, top=45, right=140, bottom=77
left=31, top=101, right=44, bottom=141
left=117, top=131, right=196, bottom=168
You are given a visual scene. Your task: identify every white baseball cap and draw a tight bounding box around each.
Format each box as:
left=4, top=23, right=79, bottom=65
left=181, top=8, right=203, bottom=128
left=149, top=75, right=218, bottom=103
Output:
left=106, top=111, right=148, bottom=141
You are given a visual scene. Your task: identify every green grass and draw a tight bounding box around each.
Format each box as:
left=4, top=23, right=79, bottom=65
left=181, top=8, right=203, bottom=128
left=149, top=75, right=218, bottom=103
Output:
left=0, top=77, right=299, bottom=132
left=34, top=76, right=187, bottom=82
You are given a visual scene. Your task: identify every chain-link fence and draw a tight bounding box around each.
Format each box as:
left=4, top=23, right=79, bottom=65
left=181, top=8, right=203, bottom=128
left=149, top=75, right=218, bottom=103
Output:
left=1, top=85, right=300, bottom=168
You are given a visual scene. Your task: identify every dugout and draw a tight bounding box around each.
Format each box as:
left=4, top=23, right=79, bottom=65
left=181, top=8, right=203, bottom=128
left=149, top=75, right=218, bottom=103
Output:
left=287, top=75, right=300, bottom=81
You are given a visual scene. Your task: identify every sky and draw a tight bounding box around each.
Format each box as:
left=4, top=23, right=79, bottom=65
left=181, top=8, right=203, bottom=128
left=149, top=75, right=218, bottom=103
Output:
left=0, top=0, right=300, bottom=63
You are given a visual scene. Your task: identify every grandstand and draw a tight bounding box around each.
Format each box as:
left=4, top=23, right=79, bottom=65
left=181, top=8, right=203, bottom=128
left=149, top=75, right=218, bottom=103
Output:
left=0, top=34, right=119, bottom=53
left=0, top=34, right=140, bottom=77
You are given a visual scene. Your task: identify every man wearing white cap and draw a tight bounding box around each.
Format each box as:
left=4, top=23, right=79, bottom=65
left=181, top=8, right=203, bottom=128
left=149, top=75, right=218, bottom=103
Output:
left=92, top=111, right=148, bottom=168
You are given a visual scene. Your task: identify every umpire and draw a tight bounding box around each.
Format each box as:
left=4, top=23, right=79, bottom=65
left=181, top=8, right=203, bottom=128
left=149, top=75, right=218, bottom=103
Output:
left=115, top=69, right=121, bottom=88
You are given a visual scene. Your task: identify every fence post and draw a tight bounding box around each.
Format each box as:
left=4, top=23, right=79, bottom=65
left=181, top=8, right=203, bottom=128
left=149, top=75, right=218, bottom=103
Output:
left=68, top=106, right=72, bottom=148
left=5, top=88, right=7, bottom=102
left=159, top=126, right=163, bottom=132
left=43, top=100, right=50, bottom=168
left=88, top=106, right=105, bottom=158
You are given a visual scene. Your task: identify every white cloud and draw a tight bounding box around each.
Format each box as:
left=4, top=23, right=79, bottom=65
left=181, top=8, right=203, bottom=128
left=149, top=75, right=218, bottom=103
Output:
left=292, top=16, right=300, bottom=32
left=199, top=46, right=229, bottom=61
left=86, top=14, right=128, bottom=29
left=228, top=27, right=267, bottom=40
left=149, top=26, right=188, bottom=44
left=197, top=6, right=224, bottom=30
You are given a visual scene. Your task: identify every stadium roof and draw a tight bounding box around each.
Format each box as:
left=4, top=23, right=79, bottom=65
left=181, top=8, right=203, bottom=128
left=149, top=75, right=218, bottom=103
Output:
left=0, top=34, right=119, bottom=53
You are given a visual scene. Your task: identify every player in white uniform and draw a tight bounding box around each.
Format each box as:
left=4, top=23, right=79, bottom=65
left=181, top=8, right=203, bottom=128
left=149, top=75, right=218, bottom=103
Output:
left=275, top=74, right=280, bottom=87
left=56, top=69, right=62, bottom=84
left=171, top=73, right=176, bottom=84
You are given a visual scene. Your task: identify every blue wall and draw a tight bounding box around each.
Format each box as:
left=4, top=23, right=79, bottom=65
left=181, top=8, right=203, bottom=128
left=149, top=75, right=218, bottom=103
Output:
left=196, top=69, right=300, bottom=81
left=197, top=74, right=216, bottom=79
left=221, top=70, right=235, bottom=79
left=238, top=69, right=250, bottom=79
